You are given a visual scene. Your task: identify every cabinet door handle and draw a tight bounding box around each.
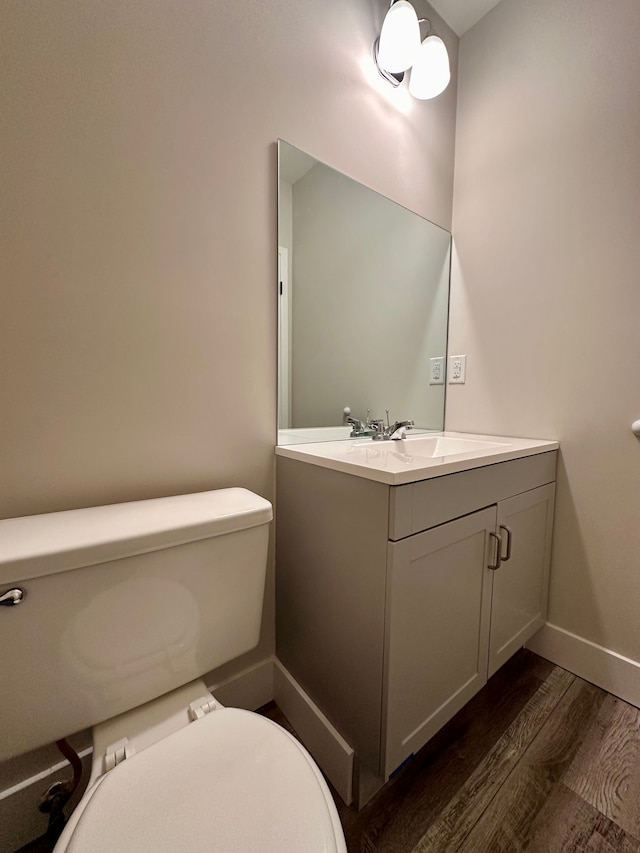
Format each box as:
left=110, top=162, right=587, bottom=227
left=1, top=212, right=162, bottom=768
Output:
left=488, top=531, right=503, bottom=570
left=499, top=525, right=513, bottom=561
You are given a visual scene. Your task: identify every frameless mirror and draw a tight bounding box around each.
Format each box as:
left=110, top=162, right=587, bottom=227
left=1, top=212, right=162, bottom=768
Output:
left=277, top=140, right=451, bottom=445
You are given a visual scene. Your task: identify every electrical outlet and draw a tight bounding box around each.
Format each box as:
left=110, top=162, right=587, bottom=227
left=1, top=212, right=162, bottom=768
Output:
left=429, top=357, right=445, bottom=385
left=449, top=354, right=467, bottom=384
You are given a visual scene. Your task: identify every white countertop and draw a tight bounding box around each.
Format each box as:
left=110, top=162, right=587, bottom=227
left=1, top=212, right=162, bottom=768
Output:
left=275, top=431, right=559, bottom=486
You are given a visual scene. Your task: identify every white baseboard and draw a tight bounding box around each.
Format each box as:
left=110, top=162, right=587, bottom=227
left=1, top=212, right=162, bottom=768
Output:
left=527, top=623, right=640, bottom=708
left=273, top=661, right=354, bottom=806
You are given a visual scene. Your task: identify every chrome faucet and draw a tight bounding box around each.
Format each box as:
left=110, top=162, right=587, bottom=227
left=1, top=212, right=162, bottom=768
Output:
left=371, top=413, right=415, bottom=441
left=387, top=420, right=415, bottom=440
left=345, top=415, right=363, bottom=431
left=369, top=419, right=386, bottom=440
left=344, top=407, right=413, bottom=440
left=344, top=407, right=376, bottom=437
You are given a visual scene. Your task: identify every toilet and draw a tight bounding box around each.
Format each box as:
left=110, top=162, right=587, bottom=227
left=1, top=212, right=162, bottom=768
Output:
left=0, top=488, right=347, bottom=852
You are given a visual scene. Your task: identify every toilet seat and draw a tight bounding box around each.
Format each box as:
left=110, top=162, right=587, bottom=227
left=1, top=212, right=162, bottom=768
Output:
left=55, top=708, right=347, bottom=853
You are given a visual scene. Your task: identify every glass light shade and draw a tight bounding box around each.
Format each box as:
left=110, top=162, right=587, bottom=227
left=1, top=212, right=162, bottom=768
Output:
left=376, top=1, right=421, bottom=74
left=408, top=35, right=451, bottom=100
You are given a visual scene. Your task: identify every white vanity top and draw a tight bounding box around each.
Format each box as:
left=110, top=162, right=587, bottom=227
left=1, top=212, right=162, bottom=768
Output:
left=275, top=431, right=559, bottom=486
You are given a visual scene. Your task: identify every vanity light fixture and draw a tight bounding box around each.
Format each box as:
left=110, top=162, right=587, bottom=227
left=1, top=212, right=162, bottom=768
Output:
left=373, top=0, right=451, bottom=100
left=375, top=0, right=421, bottom=76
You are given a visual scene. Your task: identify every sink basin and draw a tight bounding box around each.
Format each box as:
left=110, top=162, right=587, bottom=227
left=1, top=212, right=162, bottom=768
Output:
left=395, top=435, right=509, bottom=458
left=352, top=435, right=509, bottom=459
left=276, top=430, right=559, bottom=486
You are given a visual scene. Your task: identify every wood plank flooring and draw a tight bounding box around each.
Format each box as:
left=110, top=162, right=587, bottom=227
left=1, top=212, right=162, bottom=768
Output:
left=260, top=650, right=640, bottom=853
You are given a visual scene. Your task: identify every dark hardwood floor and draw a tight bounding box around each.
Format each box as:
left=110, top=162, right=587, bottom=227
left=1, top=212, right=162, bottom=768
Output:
left=259, top=650, right=640, bottom=853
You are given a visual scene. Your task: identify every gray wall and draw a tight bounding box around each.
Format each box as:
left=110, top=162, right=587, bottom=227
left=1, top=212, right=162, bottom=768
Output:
left=447, top=0, right=640, bottom=662
left=290, top=163, right=450, bottom=429
left=0, top=1, right=458, bottom=847
left=1, top=0, right=457, bottom=521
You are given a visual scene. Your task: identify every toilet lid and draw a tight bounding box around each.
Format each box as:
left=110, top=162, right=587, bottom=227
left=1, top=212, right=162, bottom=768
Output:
left=55, top=708, right=346, bottom=853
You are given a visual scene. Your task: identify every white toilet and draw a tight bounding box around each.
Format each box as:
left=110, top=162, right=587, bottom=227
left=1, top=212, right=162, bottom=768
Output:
left=0, top=488, right=347, bottom=852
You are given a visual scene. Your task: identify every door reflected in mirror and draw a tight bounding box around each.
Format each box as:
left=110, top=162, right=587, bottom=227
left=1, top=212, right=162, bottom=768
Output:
left=278, top=140, right=450, bottom=446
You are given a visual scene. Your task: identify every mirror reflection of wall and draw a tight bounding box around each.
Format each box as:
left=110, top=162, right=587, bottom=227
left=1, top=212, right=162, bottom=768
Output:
left=278, top=140, right=451, bottom=445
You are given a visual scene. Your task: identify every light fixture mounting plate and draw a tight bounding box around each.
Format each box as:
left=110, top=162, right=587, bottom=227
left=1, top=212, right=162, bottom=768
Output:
left=373, top=38, right=404, bottom=88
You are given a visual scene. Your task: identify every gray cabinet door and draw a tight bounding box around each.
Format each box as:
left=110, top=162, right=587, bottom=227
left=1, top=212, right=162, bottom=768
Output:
left=488, top=483, right=556, bottom=678
left=384, top=506, right=496, bottom=778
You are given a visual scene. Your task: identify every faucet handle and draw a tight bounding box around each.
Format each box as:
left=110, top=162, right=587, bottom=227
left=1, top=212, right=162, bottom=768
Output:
left=369, top=419, right=386, bottom=440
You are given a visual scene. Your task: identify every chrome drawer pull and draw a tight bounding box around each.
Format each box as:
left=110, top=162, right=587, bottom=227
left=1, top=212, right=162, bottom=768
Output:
left=499, top=525, right=513, bottom=561
left=488, top=532, right=502, bottom=571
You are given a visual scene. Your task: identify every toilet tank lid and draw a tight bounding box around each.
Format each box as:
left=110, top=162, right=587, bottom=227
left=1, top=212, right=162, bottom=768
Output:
left=0, top=488, right=272, bottom=585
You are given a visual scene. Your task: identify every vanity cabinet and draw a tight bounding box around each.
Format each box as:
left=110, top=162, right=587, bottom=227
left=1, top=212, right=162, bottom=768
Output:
left=276, top=449, right=556, bottom=805
left=384, top=482, right=555, bottom=777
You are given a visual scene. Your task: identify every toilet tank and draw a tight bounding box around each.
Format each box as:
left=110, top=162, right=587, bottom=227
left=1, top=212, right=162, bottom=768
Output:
left=0, top=488, right=272, bottom=761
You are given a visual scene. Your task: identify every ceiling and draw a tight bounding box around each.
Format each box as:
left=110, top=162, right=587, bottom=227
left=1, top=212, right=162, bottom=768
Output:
left=427, top=0, right=502, bottom=36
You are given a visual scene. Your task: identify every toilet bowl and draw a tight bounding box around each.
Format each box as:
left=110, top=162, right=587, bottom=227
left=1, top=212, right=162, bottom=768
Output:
left=55, top=702, right=345, bottom=852
left=0, top=488, right=347, bottom=852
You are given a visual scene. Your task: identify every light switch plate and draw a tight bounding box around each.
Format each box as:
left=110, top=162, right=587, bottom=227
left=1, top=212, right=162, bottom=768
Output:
left=429, top=357, right=445, bottom=385
left=449, top=354, right=467, bottom=384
